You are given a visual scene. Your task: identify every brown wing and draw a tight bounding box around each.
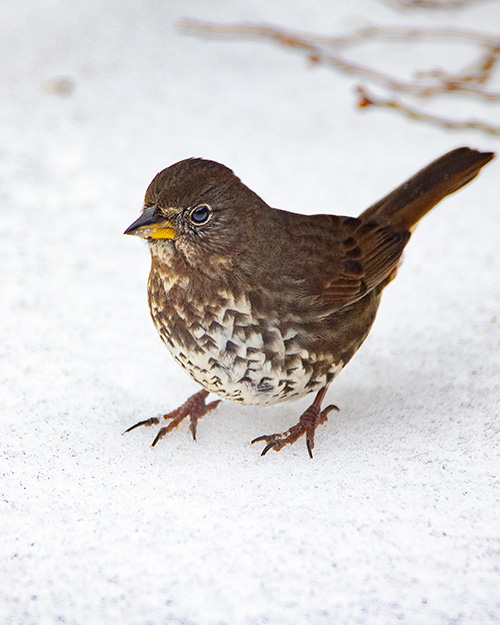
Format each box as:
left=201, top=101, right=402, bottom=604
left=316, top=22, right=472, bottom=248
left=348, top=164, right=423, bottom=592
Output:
left=321, top=216, right=410, bottom=310
left=266, top=210, right=410, bottom=315
left=303, top=215, right=410, bottom=313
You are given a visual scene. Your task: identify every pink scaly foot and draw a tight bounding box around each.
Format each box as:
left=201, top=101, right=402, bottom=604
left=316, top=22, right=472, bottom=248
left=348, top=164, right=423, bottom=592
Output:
left=124, top=389, right=221, bottom=446
left=251, top=387, right=339, bottom=458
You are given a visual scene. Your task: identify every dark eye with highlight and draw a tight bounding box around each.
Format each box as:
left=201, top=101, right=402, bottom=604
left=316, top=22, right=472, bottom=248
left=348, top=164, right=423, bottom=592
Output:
left=189, top=204, right=211, bottom=225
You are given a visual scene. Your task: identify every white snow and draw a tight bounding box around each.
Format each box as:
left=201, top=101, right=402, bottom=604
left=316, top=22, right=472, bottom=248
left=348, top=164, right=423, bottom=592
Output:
left=1, top=1, right=499, bottom=624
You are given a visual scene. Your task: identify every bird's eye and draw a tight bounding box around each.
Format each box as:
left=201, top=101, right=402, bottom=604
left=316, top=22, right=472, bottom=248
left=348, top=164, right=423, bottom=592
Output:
left=189, top=204, right=211, bottom=225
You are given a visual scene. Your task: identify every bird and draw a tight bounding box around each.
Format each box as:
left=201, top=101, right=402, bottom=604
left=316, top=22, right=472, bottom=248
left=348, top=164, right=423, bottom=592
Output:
left=124, top=147, right=494, bottom=457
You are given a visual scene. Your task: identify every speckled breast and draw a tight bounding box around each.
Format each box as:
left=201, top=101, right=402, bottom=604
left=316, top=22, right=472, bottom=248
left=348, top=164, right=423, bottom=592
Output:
left=147, top=258, right=343, bottom=406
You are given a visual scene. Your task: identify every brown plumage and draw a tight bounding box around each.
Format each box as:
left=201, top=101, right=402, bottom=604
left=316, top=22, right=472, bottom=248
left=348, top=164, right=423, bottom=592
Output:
left=124, top=147, right=494, bottom=457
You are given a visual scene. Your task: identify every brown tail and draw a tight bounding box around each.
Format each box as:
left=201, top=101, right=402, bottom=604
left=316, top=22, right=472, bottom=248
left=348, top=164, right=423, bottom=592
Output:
left=359, top=147, right=494, bottom=230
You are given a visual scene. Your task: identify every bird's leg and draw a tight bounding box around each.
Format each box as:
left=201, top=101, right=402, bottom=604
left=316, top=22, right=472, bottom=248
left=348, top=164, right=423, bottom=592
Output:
left=251, top=387, right=339, bottom=458
left=123, top=389, right=221, bottom=446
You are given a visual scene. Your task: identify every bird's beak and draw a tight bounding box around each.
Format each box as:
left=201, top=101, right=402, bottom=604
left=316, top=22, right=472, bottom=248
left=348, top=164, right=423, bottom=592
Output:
left=124, top=206, right=177, bottom=239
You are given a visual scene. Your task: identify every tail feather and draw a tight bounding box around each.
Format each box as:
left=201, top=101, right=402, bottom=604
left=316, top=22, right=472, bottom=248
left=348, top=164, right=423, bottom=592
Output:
left=359, top=147, right=494, bottom=231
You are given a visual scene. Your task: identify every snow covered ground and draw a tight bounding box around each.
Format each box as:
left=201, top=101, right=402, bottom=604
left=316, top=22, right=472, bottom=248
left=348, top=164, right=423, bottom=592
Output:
left=2, top=1, right=499, bottom=624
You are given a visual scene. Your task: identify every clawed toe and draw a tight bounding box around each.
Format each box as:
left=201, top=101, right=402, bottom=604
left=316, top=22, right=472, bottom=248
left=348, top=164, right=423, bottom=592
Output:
left=152, top=426, right=171, bottom=447
left=189, top=399, right=221, bottom=441
left=250, top=434, right=284, bottom=456
left=306, top=437, right=314, bottom=459
left=124, top=390, right=220, bottom=446
left=252, top=389, right=339, bottom=458
left=261, top=442, right=279, bottom=456
left=123, top=416, right=160, bottom=434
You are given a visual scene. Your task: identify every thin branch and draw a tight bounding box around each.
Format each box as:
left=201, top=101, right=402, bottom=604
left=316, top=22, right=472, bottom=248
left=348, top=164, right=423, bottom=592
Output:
left=179, top=19, right=500, bottom=136
left=180, top=20, right=500, bottom=101
left=312, top=25, right=500, bottom=49
left=382, top=0, right=490, bottom=8
left=180, top=20, right=500, bottom=49
left=416, top=52, right=499, bottom=85
left=356, top=86, right=500, bottom=135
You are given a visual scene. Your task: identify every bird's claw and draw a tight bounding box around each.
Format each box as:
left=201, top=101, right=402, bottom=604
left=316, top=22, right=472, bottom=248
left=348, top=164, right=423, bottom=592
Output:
left=123, top=416, right=160, bottom=434
left=251, top=395, right=339, bottom=458
left=124, top=390, right=220, bottom=446
left=250, top=434, right=286, bottom=456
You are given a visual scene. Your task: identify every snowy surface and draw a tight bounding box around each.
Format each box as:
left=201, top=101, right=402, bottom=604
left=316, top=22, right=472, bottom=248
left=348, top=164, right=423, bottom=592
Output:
left=2, top=1, right=500, bottom=624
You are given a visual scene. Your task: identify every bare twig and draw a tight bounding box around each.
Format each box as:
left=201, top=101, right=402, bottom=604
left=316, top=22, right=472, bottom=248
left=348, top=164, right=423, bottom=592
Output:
left=315, top=25, right=499, bottom=49
left=180, top=20, right=500, bottom=101
left=383, top=0, right=489, bottom=8
left=179, top=19, right=500, bottom=136
left=416, top=48, right=500, bottom=84
left=356, top=86, right=500, bottom=135
left=180, top=20, right=500, bottom=49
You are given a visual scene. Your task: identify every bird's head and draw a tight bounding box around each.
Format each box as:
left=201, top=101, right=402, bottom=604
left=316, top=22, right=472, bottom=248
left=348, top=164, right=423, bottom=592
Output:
left=124, top=158, right=265, bottom=268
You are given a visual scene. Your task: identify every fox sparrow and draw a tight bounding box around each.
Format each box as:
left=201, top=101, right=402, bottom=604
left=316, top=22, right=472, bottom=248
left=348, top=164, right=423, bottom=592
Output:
left=124, top=147, right=494, bottom=457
